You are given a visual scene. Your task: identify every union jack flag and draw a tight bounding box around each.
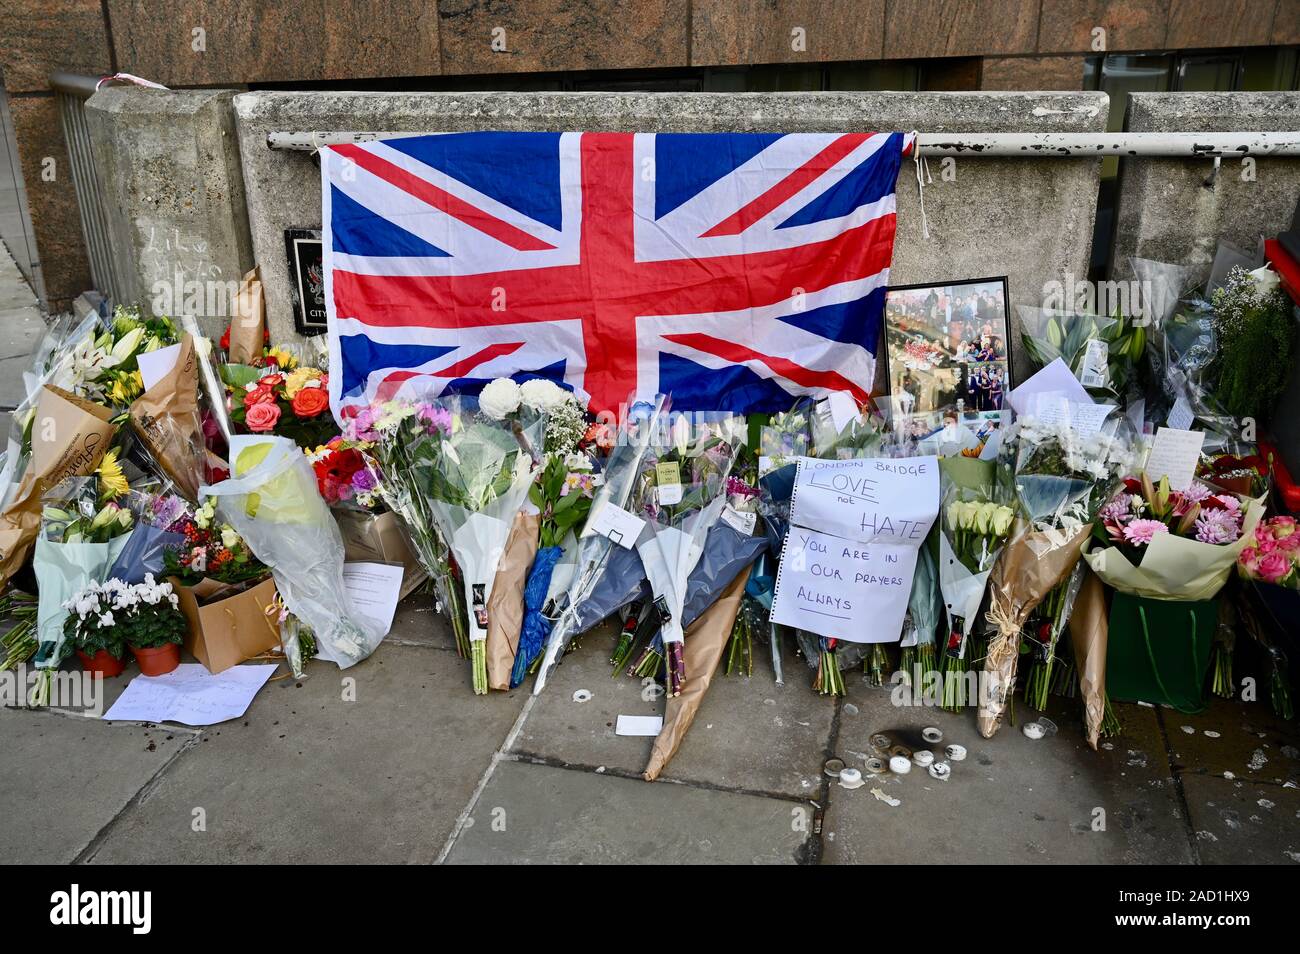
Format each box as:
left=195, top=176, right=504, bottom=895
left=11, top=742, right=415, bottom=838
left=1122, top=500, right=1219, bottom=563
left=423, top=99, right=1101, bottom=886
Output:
left=322, top=130, right=910, bottom=417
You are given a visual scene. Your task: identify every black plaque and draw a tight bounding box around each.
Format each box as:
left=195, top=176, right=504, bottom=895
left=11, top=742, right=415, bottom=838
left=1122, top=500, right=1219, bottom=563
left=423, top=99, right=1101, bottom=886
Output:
left=284, top=228, right=327, bottom=336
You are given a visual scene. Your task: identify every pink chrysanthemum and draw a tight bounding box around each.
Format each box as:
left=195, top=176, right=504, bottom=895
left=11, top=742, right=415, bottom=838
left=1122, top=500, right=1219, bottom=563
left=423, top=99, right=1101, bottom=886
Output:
left=1123, top=519, right=1169, bottom=546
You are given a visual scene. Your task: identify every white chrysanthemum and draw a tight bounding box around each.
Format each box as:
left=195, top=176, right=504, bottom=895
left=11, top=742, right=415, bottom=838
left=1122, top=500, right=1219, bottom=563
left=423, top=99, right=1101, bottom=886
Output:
left=479, top=377, right=521, bottom=419
left=519, top=377, right=569, bottom=411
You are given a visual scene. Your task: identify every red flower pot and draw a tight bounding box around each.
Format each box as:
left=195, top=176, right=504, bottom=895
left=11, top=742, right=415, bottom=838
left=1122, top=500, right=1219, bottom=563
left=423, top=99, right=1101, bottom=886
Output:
left=130, top=643, right=181, bottom=677
left=77, top=649, right=126, bottom=678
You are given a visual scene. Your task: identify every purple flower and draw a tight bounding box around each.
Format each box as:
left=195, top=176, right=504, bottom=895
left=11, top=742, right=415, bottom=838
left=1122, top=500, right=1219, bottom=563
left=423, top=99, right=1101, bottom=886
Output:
left=1195, top=508, right=1243, bottom=545
left=352, top=468, right=377, bottom=492
left=347, top=405, right=380, bottom=443
left=1099, top=493, right=1134, bottom=524
left=417, top=403, right=452, bottom=435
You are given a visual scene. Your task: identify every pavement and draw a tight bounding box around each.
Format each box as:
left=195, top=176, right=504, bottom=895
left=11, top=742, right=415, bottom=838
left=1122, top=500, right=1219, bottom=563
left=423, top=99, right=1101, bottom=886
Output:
left=0, top=243, right=1297, bottom=865
left=1, top=602, right=1297, bottom=866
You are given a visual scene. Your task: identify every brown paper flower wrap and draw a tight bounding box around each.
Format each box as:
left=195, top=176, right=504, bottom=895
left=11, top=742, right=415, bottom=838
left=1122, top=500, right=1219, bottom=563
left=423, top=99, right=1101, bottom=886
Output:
left=485, top=511, right=540, bottom=690
left=129, top=333, right=205, bottom=501
left=0, top=386, right=116, bottom=589
left=977, top=520, right=1092, bottom=738
left=643, top=564, right=751, bottom=781
left=228, top=267, right=266, bottom=365
left=1069, top=567, right=1109, bottom=749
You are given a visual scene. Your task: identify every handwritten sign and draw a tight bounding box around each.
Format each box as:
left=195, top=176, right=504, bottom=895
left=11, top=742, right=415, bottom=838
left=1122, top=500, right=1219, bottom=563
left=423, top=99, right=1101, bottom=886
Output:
left=1144, top=426, right=1205, bottom=491
left=790, top=456, right=939, bottom=545
left=772, top=456, right=940, bottom=643
left=770, top=528, right=919, bottom=642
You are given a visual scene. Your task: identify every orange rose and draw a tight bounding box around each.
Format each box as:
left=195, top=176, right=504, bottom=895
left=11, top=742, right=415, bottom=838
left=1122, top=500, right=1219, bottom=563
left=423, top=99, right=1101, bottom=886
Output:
left=243, top=385, right=276, bottom=408
left=291, top=386, right=329, bottom=418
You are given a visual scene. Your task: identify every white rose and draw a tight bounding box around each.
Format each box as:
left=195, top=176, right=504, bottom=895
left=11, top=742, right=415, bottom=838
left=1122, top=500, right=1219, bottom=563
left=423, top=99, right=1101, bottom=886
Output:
left=478, top=377, right=522, bottom=419
left=519, top=378, right=569, bottom=411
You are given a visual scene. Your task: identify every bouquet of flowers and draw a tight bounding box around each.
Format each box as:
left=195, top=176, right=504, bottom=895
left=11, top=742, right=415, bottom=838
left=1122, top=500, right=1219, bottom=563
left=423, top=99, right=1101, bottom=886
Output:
left=1205, top=266, right=1295, bottom=423
left=30, top=477, right=135, bottom=705
left=310, top=438, right=382, bottom=507
left=936, top=465, right=1015, bottom=710
left=513, top=448, right=596, bottom=685
left=1239, top=516, right=1300, bottom=588
left=627, top=412, right=742, bottom=696
left=349, top=400, right=466, bottom=655
left=159, top=494, right=267, bottom=588
left=416, top=384, right=544, bottom=693
left=201, top=436, right=382, bottom=670
left=1019, top=306, right=1146, bottom=400
left=1237, top=516, right=1300, bottom=719
left=534, top=397, right=668, bottom=695
left=228, top=365, right=335, bottom=450
left=977, top=409, right=1137, bottom=737
left=1086, top=474, right=1259, bottom=601
left=49, top=306, right=179, bottom=408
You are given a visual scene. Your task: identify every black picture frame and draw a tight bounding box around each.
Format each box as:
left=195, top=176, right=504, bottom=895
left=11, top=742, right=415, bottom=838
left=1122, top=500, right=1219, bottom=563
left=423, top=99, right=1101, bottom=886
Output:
left=881, top=276, right=1013, bottom=451
left=284, top=228, right=327, bottom=336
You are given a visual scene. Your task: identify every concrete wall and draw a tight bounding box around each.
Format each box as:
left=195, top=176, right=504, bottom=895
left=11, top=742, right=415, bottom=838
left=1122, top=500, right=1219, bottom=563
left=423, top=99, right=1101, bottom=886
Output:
left=84, top=87, right=253, bottom=338
left=1112, top=92, right=1300, bottom=278
left=232, top=89, right=1109, bottom=384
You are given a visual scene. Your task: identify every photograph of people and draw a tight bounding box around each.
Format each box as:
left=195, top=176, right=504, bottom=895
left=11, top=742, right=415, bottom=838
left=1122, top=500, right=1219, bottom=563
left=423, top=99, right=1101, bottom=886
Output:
left=882, top=278, right=1012, bottom=456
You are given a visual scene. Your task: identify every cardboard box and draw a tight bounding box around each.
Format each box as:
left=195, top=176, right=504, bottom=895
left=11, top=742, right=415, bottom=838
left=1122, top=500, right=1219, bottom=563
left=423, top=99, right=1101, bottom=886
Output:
left=334, top=510, right=427, bottom=600
left=172, top=575, right=281, bottom=674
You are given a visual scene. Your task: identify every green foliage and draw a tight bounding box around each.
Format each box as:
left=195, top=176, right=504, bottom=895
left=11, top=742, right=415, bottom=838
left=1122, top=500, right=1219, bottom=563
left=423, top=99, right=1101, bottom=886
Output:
left=1210, top=269, right=1296, bottom=421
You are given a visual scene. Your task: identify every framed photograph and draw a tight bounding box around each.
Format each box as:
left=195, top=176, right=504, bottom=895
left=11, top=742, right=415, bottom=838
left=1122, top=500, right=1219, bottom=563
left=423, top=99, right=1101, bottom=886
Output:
left=284, top=228, right=327, bottom=336
left=882, top=277, right=1013, bottom=455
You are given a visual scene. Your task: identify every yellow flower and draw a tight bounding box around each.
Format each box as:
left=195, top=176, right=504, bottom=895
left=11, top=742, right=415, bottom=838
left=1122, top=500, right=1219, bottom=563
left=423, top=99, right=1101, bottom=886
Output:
left=97, top=448, right=129, bottom=500
left=283, top=367, right=322, bottom=399
left=265, top=347, right=299, bottom=371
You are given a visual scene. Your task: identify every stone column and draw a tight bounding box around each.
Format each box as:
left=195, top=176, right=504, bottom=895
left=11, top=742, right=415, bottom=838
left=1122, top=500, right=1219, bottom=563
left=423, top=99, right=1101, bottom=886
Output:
left=84, top=87, right=253, bottom=337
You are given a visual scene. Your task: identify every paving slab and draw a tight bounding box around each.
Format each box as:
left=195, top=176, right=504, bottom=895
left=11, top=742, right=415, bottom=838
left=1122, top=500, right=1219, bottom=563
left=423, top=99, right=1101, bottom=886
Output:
left=508, top=624, right=833, bottom=797
left=84, top=643, right=525, bottom=864
left=1160, top=695, right=1300, bottom=785
left=444, top=759, right=810, bottom=864
left=1181, top=774, right=1300, bottom=864
left=822, top=691, right=1195, bottom=864
left=385, top=589, right=459, bottom=651
left=0, top=705, right=193, bottom=863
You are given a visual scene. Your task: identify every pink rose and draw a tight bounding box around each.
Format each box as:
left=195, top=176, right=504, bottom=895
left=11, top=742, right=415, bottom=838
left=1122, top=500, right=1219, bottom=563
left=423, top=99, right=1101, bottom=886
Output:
left=1239, top=546, right=1260, bottom=570
left=1257, top=552, right=1290, bottom=584
left=1278, top=532, right=1300, bottom=552
left=244, top=401, right=281, bottom=432
left=1258, top=536, right=1278, bottom=554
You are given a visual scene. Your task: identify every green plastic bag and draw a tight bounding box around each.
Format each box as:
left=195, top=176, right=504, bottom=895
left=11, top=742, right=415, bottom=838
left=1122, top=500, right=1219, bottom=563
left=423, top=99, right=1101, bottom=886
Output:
left=1104, top=591, right=1216, bottom=713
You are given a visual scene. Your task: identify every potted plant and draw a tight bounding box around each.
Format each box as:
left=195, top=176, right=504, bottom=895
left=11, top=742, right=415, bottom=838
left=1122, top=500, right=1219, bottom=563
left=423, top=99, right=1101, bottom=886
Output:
left=62, top=575, right=187, bottom=678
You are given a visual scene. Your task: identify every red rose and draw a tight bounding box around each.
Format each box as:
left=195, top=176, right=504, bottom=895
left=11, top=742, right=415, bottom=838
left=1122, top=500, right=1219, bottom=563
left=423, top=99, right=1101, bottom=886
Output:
left=260, top=373, right=285, bottom=390
left=245, top=402, right=281, bottom=432
left=220, top=325, right=231, bottom=351
left=243, top=386, right=276, bottom=408
left=291, top=387, right=329, bottom=418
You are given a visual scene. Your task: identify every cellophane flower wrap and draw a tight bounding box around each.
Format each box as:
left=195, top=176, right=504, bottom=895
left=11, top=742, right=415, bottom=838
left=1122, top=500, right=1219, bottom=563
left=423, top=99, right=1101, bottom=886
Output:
left=349, top=399, right=466, bottom=656
left=1086, top=474, right=1260, bottom=601
left=534, top=396, right=669, bottom=695
left=512, top=380, right=596, bottom=687
left=31, top=477, right=134, bottom=705
left=201, top=435, right=382, bottom=669
left=628, top=410, right=742, bottom=697
left=977, top=409, right=1138, bottom=737
left=415, top=392, right=543, bottom=694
